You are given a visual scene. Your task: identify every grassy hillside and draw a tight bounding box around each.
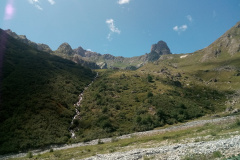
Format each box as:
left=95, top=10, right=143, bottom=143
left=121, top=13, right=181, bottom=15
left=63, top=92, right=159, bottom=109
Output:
left=0, top=29, right=96, bottom=154
left=70, top=21, right=240, bottom=141
left=70, top=62, right=231, bottom=142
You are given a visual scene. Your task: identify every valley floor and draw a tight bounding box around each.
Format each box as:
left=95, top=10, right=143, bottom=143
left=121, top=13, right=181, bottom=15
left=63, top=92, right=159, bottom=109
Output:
left=84, top=134, right=240, bottom=160
left=2, top=113, right=240, bottom=160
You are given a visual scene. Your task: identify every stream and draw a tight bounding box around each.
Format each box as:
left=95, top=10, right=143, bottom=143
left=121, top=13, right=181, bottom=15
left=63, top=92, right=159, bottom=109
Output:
left=69, top=72, right=98, bottom=138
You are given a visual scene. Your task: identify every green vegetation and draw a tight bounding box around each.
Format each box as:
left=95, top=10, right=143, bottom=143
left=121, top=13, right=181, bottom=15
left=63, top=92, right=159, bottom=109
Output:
left=226, top=154, right=240, bottom=160
left=2, top=22, right=240, bottom=156
left=0, top=30, right=96, bottom=154
left=70, top=63, right=228, bottom=142
left=183, top=151, right=222, bottom=160
left=9, top=115, right=240, bottom=160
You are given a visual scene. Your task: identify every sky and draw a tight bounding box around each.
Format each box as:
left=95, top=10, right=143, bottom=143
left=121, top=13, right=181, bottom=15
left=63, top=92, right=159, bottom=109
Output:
left=0, top=0, right=240, bottom=57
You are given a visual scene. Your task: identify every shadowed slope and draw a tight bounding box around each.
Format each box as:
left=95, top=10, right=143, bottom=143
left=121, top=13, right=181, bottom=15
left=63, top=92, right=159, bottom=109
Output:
left=0, top=29, right=96, bottom=154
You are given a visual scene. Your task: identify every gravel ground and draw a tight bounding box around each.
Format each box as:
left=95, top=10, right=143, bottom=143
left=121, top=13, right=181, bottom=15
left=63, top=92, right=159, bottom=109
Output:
left=0, top=114, right=239, bottom=160
left=83, top=135, right=240, bottom=160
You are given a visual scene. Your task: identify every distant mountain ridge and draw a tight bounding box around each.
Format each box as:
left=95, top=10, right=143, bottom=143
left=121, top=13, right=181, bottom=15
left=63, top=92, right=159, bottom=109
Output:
left=4, top=29, right=172, bottom=69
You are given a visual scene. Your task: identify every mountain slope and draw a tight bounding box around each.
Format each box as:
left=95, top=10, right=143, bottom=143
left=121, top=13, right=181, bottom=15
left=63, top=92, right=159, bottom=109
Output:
left=0, top=29, right=96, bottom=154
left=200, top=21, right=240, bottom=62
left=66, top=22, right=240, bottom=143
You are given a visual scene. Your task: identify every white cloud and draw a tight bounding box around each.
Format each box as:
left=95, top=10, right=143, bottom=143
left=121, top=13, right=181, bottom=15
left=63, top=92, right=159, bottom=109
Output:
left=118, top=0, right=130, bottom=5
left=106, top=19, right=121, bottom=40
left=28, top=0, right=39, bottom=4
left=173, top=24, right=188, bottom=33
left=186, top=15, right=192, bottom=22
left=87, top=49, right=92, bottom=51
left=28, top=0, right=55, bottom=10
left=35, top=4, right=43, bottom=10
left=48, top=0, right=55, bottom=5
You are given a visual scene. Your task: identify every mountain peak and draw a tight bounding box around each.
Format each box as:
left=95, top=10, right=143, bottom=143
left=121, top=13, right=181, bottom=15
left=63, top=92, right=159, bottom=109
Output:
left=150, top=41, right=171, bottom=55
left=148, top=40, right=171, bottom=61
left=56, top=42, right=73, bottom=55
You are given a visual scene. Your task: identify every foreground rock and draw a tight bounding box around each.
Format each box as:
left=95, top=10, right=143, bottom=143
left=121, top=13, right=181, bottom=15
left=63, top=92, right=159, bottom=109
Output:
left=84, top=135, right=240, bottom=160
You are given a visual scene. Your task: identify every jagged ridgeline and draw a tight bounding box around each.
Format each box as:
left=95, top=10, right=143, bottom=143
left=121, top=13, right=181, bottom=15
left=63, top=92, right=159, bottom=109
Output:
left=0, top=29, right=96, bottom=154
left=5, top=29, right=172, bottom=70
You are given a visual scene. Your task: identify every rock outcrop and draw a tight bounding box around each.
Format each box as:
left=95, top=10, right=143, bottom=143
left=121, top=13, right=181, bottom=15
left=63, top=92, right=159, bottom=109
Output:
left=96, top=62, right=107, bottom=69
left=148, top=41, right=172, bottom=61
left=151, top=40, right=171, bottom=55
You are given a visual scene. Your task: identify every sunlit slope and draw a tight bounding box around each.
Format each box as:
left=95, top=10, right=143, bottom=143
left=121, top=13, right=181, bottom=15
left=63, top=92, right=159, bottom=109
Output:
left=69, top=22, right=240, bottom=143
left=70, top=65, right=228, bottom=143
left=0, top=29, right=96, bottom=154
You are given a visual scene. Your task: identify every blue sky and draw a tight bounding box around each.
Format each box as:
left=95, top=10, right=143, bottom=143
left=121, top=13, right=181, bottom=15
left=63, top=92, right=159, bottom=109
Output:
left=1, top=0, right=240, bottom=57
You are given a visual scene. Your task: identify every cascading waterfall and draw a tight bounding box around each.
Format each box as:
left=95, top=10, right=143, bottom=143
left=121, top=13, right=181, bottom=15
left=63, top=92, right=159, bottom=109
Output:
left=69, top=72, right=98, bottom=138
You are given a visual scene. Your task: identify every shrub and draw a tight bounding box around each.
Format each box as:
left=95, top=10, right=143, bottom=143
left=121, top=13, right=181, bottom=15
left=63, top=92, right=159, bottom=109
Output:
left=147, top=92, right=153, bottom=98
left=147, top=74, right=153, bottom=82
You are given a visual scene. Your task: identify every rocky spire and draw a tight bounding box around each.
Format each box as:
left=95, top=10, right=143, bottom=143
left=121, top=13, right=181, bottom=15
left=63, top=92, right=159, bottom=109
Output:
left=148, top=41, right=171, bottom=61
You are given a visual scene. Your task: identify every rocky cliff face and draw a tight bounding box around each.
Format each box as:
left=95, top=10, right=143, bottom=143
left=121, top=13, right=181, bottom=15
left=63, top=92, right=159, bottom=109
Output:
left=5, top=29, right=52, bottom=53
left=201, top=21, right=240, bottom=61
left=72, top=55, right=100, bottom=69
left=151, top=40, right=171, bottom=55
left=148, top=41, right=172, bottom=61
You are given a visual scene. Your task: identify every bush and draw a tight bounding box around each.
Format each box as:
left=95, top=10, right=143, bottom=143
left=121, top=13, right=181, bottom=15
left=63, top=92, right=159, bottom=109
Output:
left=147, top=92, right=153, bottom=98
left=147, top=74, right=153, bottom=82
